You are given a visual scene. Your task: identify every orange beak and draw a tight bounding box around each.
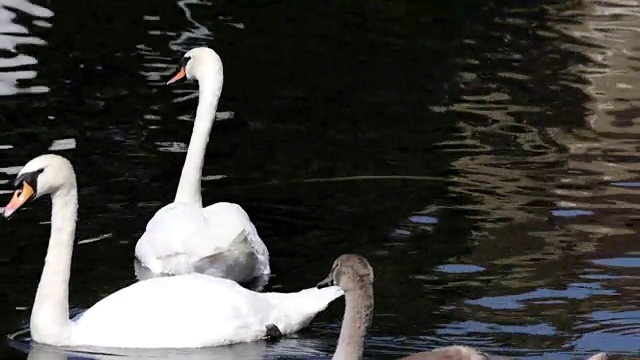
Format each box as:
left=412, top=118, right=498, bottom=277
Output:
left=3, top=182, right=35, bottom=218
left=166, top=66, right=186, bottom=85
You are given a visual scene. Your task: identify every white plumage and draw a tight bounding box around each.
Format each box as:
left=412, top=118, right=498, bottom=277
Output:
left=72, top=274, right=343, bottom=348
left=3, top=154, right=342, bottom=349
left=135, top=47, right=270, bottom=283
left=136, top=202, right=269, bottom=281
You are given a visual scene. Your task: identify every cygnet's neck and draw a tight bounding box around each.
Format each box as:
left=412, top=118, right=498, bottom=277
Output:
left=31, top=183, right=77, bottom=345
left=333, top=284, right=374, bottom=360
left=174, top=73, right=223, bottom=206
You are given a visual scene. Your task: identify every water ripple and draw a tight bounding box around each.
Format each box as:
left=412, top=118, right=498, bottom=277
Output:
left=0, top=0, right=51, bottom=96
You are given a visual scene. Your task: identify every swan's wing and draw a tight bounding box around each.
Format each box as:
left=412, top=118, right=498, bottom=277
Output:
left=201, top=202, right=256, bottom=250
left=135, top=203, right=243, bottom=273
left=203, top=202, right=271, bottom=277
left=191, top=230, right=259, bottom=281
left=135, top=202, right=270, bottom=279
left=72, top=275, right=275, bottom=348
left=72, top=275, right=344, bottom=348
left=135, top=203, right=208, bottom=256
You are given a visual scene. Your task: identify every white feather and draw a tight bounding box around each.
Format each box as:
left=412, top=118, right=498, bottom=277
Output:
left=71, top=274, right=343, bottom=348
left=134, top=47, right=270, bottom=283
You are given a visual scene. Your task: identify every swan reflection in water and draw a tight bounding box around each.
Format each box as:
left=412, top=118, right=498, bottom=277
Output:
left=11, top=329, right=330, bottom=360
left=0, top=0, right=52, bottom=96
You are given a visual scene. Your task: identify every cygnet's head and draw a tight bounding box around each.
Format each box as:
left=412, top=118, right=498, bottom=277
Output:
left=166, top=47, right=223, bottom=85
left=317, top=254, right=374, bottom=292
left=2, top=154, right=75, bottom=218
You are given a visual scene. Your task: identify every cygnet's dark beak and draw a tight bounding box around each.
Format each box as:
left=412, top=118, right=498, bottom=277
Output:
left=316, top=274, right=334, bottom=288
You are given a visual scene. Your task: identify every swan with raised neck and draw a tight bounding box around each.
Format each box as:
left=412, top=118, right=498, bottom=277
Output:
left=167, top=47, right=223, bottom=206
left=2, top=154, right=342, bottom=348
left=134, top=47, right=270, bottom=284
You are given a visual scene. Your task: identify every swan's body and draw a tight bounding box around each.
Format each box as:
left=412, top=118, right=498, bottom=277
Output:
left=135, top=47, right=269, bottom=283
left=137, top=201, right=265, bottom=281
left=72, top=274, right=342, bottom=348
left=319, top=255, right=608, bottom=360
left=3, top=154, right=343, bottom=348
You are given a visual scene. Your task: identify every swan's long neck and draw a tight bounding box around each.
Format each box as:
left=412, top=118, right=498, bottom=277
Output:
left=333, top=285, right=373, bottom=360
left=174, top=76, right=223, bottom=206
left=31, top=183, right=77, bottom=345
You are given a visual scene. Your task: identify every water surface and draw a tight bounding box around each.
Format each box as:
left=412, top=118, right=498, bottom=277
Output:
left=0, top=0, right=638, bottom=359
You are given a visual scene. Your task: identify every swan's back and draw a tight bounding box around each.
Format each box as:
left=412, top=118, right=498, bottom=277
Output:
left=135, top=202, right=270, bottom=280
left=203, top=202, right=270, bottom=275
left=72, top=274, right=269, bottom=348
left=70, top=274, right=343, bottom=348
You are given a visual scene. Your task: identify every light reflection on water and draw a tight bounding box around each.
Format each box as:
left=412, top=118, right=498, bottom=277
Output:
left=9, top=333, right=331, bottom=360
left=388, top=0, right=640, bottom=356
left=0, top=0, right=51, bottom=96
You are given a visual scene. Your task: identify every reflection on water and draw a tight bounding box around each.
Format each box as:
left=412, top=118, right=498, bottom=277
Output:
left=390, top=0, right=640, bottom=357
left=1, top=0, right=640, bottom=359
left=168, top=0, right=212, bottom=53
left=0, top=0, right=51, bottom=96
left=10, top=333, right=330, bottom=360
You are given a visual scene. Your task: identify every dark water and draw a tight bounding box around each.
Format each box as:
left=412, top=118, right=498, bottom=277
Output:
left=0, top=0, right=638, bottom=359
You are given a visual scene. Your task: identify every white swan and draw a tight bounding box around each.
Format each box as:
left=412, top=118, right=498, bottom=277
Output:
left=2, top=154, right=344, bottom=349
left=134, top=47, right=270, bottom=284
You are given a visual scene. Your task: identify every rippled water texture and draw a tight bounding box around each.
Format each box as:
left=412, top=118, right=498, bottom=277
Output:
left=0, top=0, right=638, bottom=359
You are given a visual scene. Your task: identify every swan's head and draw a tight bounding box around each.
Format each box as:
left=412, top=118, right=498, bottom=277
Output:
left=166, top=47, right=223, bottom=85
left=2, top=154, right=75, bottom=218
left=316, top=254, right=374, bottom=292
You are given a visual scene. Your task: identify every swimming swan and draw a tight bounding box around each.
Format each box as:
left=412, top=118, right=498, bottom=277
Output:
left=2, top=154, right=343, bottom=348
left=134, top=47, right=270, bottom=284
left=317, top=254, right=607, bottom=360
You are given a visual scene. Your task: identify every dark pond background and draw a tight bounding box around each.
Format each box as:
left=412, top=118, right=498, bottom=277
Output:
left=0, top=0, right=638, bottom=359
